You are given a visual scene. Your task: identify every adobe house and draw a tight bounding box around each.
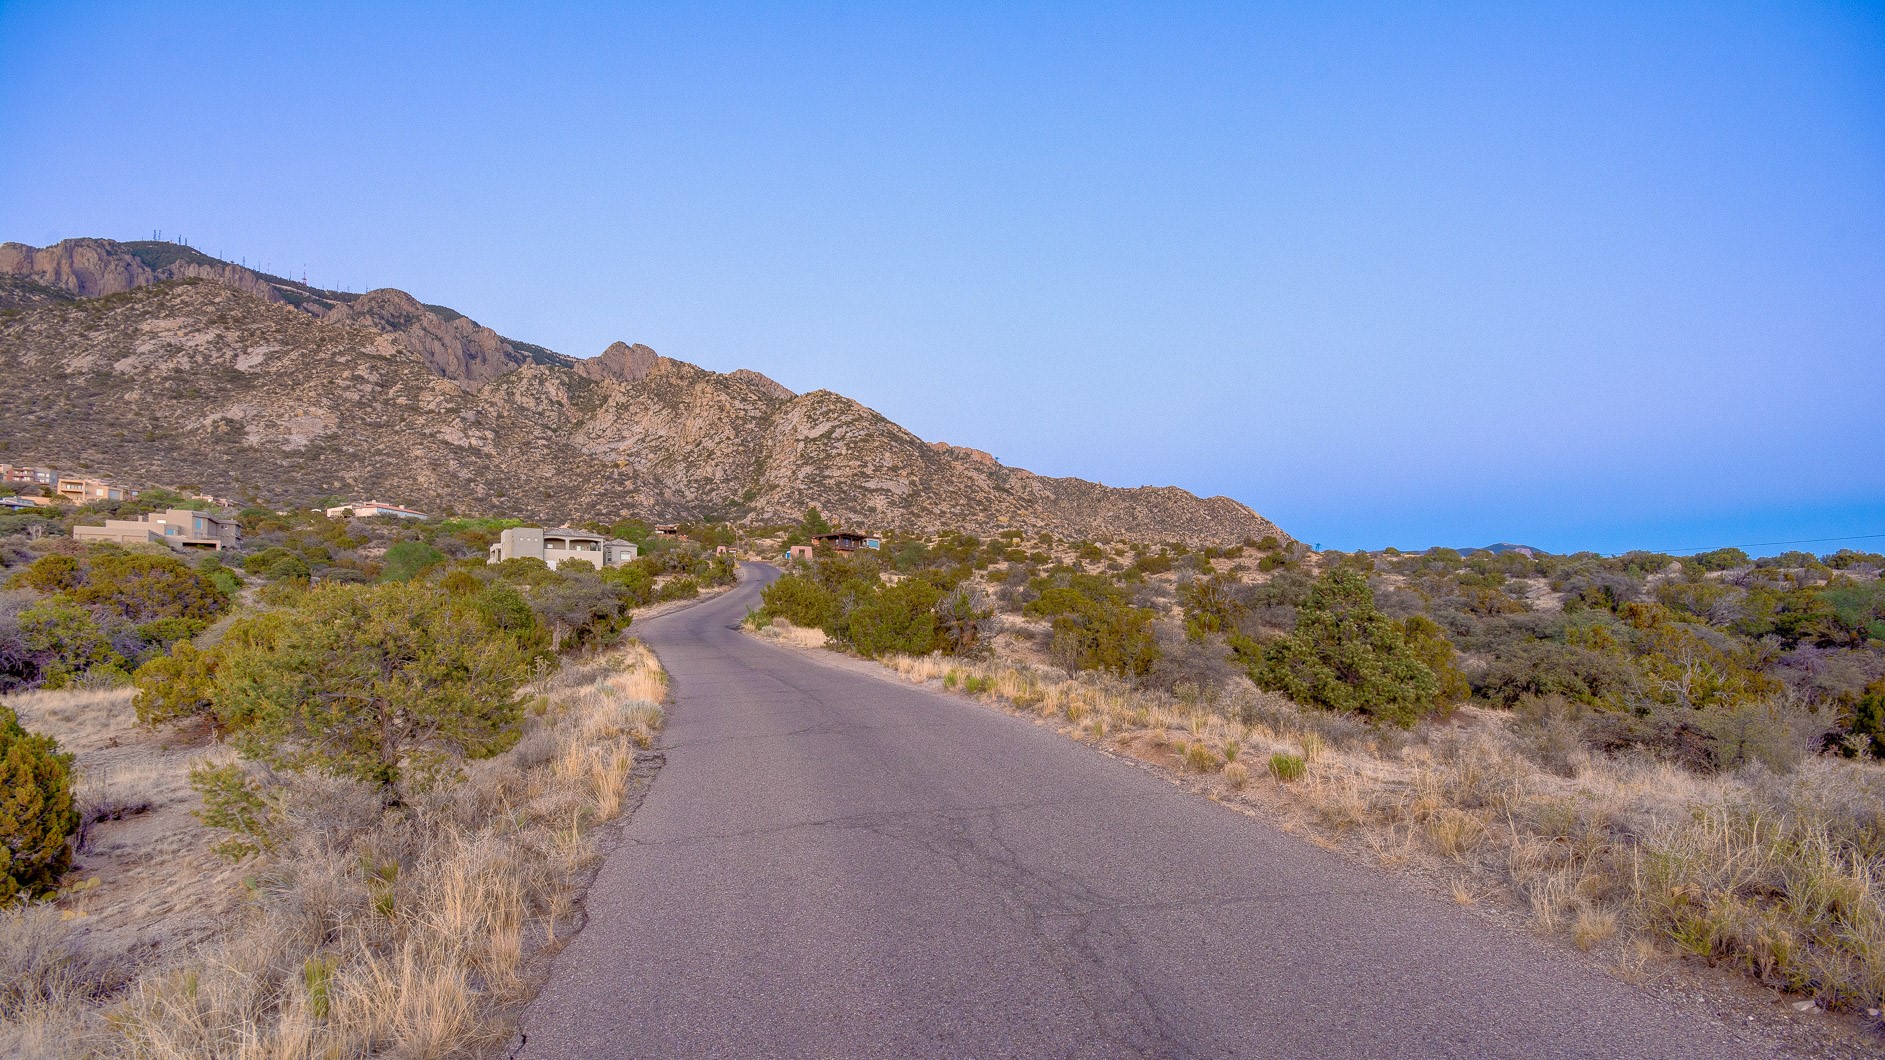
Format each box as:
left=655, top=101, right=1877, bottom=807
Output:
left=74, top=509, right=239, bottom=551
left=814, top=531, right=868, bottom=552
left=787, top=544, right=814, bottom=562
left=488, top=527, right=639, bottom=569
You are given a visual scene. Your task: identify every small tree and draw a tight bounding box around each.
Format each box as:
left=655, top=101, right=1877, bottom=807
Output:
left=1248, top=568, right=1439, bottom=727
left=799, top=505, right=833, bottom=538
left=217, top=582, right=530, bottom=808
left=0, top=703, right=78, bottom=904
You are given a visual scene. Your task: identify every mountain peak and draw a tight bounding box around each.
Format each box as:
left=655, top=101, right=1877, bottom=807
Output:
left=574, top=341, right=661, bottom=384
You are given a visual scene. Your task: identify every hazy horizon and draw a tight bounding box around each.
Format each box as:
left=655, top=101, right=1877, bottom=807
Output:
left=3, top=2, right=1880, bottom=556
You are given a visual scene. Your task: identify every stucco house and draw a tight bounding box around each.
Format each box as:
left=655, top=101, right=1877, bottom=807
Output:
left=54, top=477, right=134, bottom=504
left=73, top=508, right=239, bottom=551
left=487, top=527, right=639, bottom=569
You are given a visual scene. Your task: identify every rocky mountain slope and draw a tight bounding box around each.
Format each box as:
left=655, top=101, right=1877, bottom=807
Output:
left=0, top=238, right=1284, bottom=545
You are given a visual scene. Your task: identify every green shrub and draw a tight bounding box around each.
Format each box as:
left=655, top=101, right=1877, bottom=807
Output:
left=379, top=541, right=446, bottom=582
left=6, top=555, right=83, bottom=594
left=218, top=581, right=530, bottom=808
left=0, top=704, right=78, bottom=904
left=760, top=574, right=838, bottom=629
left=833, top=580, right=945, bottom=657
left=70, top=552, right=228, bottom=624
left=135, top=616, right=206, bottom=646
left=133, top=641, right=220, bottom=727
left=18, top=597, right=121, bottom=688
left=1268, top=752, right=1306, bottom=782
left=1845, top=678, right=1885, bottom=759
left=656, top=576, right=700, bottom=602
left=1242, top=568, right=1439, bottom=727
left=242, top=547, right=311, bottom=581
left=187, top=762, right=280, bottom=860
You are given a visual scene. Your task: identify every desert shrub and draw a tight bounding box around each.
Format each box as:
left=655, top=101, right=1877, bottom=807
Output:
left=934, top=585, right=994, bottom=654
left=1044, top=596, right=1161, bottom=679
left=1698, top=702, right=1820, bottom=774
left=530, top=573, right=630, bottom=650
left=133, top=640, right=221, bottom=726
left=1400, top=614, right=1469, bottom=706
left=1509, top=694, right=1593, bottom=776
left=18, top=596, right=121, bottom=688
left=656, top=576, right=700, bottom=602
left=134, top=615, right=204, bottom=646
left=196, top=555, right=243, bottom=596
left=241, top=547, right=311, bottom=581
left=1239, top=568, right=1439, bottom=727
left=379, top=540, right=446, bottom=582
left=1268, top=752, right=1306, bottom=782
left=218, top=581, right=532, bottom=808
left=833, top=579, right=945, bottom=658
left=601, top=561, right=655, bottom=604
left=0, top=704, right=78, bottom=904
left=187, top=762, right=281, bottom=859
left=5, top=555, right=82, bottom=594
left=439, top=569, right=481, bottom=597
left=1844, top=678, right=1885, bottom=759
left=70, top=552, right=228, bottom=625
left=474, top=583, right=541, bottom=639
left=760, top=574, right=838, bottom=629
left=1474, top=637, right=1633, bottom=708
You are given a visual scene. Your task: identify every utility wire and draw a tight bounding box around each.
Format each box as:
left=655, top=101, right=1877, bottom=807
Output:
left=1615, top=532, right=1885, bottom=558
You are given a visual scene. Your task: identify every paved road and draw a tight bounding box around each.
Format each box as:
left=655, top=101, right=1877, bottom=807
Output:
left=521, top=563, right=1781, bottom=1059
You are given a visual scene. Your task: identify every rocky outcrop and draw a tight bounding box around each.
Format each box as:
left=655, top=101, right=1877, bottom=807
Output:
left=0, top=238, right=547, bottom=389
left=573, top=341, right=661, bottom=384
left=323, top=288, right=526, bottom=386
left=931, top=441, right=998, bottom=466
left=0, top=256, right=1290, bottom=545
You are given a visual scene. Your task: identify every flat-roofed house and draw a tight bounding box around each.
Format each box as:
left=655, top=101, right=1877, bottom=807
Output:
left=73, top=509, right=239, bottom=551
left=814, top=531, right=868, bottom=552
left=487, top=527, right=639, bottom=569
left=326, top=500, right=429, bottom=520
left=55, top=477, right=132, bottom=504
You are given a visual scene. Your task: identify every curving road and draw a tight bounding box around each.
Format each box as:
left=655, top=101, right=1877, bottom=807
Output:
left=520, top=562, right=1783, bottom=1059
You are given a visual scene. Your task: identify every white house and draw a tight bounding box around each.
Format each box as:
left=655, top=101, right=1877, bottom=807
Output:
left=326, top=500, right=429, bottom=520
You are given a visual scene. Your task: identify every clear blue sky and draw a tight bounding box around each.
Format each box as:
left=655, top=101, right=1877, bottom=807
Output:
left=3, top=1, right=1881, bottom=555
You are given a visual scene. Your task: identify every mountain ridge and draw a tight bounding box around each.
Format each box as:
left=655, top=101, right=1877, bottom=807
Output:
left=0, top=238, right=1285, bottom=545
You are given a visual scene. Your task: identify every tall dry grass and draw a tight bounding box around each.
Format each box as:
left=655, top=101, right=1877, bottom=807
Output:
left=0, top=641, right=667, bottom=1058
left=882, top=651, right=1885, bottom=1017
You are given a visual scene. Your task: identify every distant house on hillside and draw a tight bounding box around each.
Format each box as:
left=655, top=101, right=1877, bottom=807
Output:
left=814, top=531, right=868, bottom=552
left=55, top=477, right=133, bottom=504
left=487, top=527, right=638, bottom=569
left=73, top=509, right=239, bottom=551
left=0, top=496, right=41, bottom=511
left=0, top=465, right=57, bottom=487
left=654, top=524, right=683, bottom=538
left=326, top=500, right=428, bottom=520
left=787, top=545, right=814, bottom=563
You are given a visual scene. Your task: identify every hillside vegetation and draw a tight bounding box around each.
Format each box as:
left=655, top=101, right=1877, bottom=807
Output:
left=0, top=501, right=728, bottom=1055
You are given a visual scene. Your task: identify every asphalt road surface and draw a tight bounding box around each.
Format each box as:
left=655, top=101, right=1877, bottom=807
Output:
left=521, top=562, right=1783, bottom=1059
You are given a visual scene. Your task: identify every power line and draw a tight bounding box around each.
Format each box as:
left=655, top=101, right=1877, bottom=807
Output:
left=1614, top=532, right=1885, bottom=558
